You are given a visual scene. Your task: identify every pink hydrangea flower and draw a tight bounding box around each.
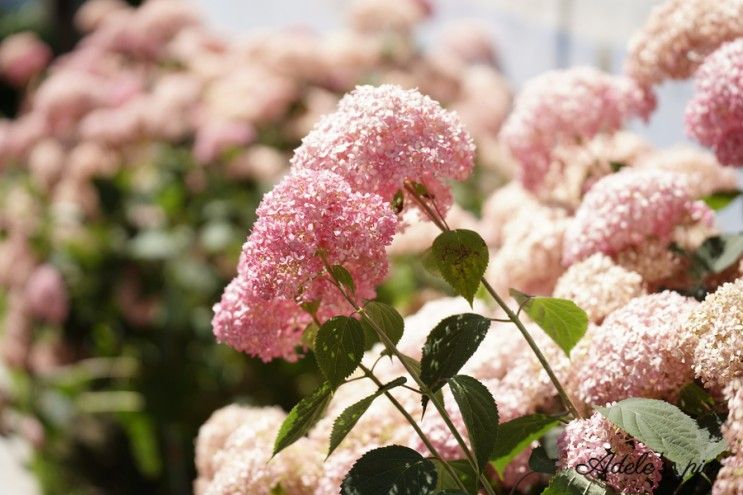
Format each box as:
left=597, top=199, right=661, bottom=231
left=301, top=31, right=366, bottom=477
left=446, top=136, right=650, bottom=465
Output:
left=685, top=39, right=743, bottom=166
left=723, top=379, right=743, bottom=455
left=563, top=169, right=713, bottom=265
left=500, top=67, right=655, bottom=191
left=573, top=292, right=698, bottom=407
left=291, top=84, right=475, bottom=215
left=193, top=119, right=255, bottom=164
left=713, top=455, right=743, bottom=495
left=238, top=169, right=398, bottom=303
left=24, top=264, right=69, bottom=324
left=211, top=277, right=312, bottom=362
left=626, top=0, right=743, bottom=86
left=558, top=412, right=663, bottom=494
left=0, top=32, right=51, bottom=87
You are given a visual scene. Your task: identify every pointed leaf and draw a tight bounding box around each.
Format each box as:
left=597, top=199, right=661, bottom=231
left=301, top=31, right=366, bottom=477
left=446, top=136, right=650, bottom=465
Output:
left=341, top=445, right=438, bottom=495
left=597, top=398, right=727, bottom=478
left=489, top=413, right=560, bottom=476
left=273, top=383, right=333, bottom=456
left=508, top=289, right=588, bottom=356
left=702, top=190, right=741, bottom=211
left=420, top=314, right=491, bottom=397
left=328, top=377, right=407, bottom=457
left=542, top=469, right=618, bottom=495
left=361, top=301, right=405, bottom=347
left=449, top=375, right=499, bottom=470
left=315, top=316, right=365, bottom=388
left=329, top=265, right=355, bottom=293
left=431, top=230, right=488, bottom=305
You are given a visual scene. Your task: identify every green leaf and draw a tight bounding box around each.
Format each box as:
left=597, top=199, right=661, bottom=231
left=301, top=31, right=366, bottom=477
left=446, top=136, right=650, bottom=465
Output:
left=431, top=230, right=489, bottom=305
left=596, top=398, right=727, bottom=478
left=433, top=459, right=478, bottom=494
left=448, top=375, right=499, bottom=470
left=341, top=445, right=438, bottom=495
left=314, top=316, right=365, bottom=388
left=327, top=377, right=407, bottom=458
left=678, top=382, right=716, bottom=417
left=361, top=301, right=405, bottom=347
left=509, top=289, right=588, bottom=356
left=528, top=445, right=556, bottom=474
left=420, top=314, right=491, bottom=401
left=542, top=469, right=618, bottom=495
left=273, top=383, right=333, bottom=456
left=392, top=189, right=405, bottom=214
left=694, top=233, right=743, bottom=274
left=489, top=413, right=561, bottom=476
left=329, top=265, right=355, bottom=294
left=702, top=190, right=741, bottom=211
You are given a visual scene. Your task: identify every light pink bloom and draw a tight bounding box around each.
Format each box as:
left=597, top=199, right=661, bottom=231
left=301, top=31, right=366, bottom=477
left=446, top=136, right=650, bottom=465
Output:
left=211, top=277, right=312, bottom=362
left=713, top=455, right=743, bottom=495
left=558, top=412, right=663, bottom=494
left=0, top=32, right=51, bottom=87
left=436, top=20, right=497, bottom=65
left=563, top=169, right=713, bottom=265
left=683, top=278, right=743, bottom=389
left=574, top=292, right=698, bottom=407
left=74, top=0, right=130, bottom=33
left=723, top=379, right=743, bottom=455
left=685, top=39, right=743, bottom=166
left=347, top=0, right=431, bottom=34
left=626, top=0, right=743, bottom=86
left=24, top=264, right=69, bottom=324
left=553, top=254, right=645, bottom=324
left=291, top=84, right=475, bottom=216
left=500, top=67, right=655, bottom=191
left=238, top=169, right=397, bottom=303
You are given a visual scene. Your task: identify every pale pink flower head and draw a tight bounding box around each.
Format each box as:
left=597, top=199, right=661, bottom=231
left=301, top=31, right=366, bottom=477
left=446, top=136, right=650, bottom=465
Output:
left=0, top=32, right=51, bottom=87
left=436, top=20, right=497, bottom=65
left=626, top=0, right=743, bottom=86
left=500, top=67, right=655, bottom=191
left=558, top=412, right=663, bottom=494
left=74, top=0, right=130, bottom=33
left=24, top=264, right=69, bottom=324
left=563, top=169, right=713, bottom=265
left=291, top=84, right=475, bottom=216
left=713, top=455, right=743, bottom=495
left=683, top=278, right=743, bottom=389
left=211, top=277, right=311, bottom=362
left=347, top=0, right=431, bottom=34
left=553, top=254, right=645, bottom=324
left=574, top=292, right=698, bottom=407
left=685, top=39, right=743, bottom=166
left=238, top=169, right=397, bottom=304
left=723, top=379, right=743, bottom=455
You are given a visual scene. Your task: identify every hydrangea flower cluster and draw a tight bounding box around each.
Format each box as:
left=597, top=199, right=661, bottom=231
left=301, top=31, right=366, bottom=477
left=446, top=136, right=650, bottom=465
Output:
left=572, top=292, right=698, bottom=407
left=558, top=412, right=663, bottom=494
left=682, top=278, right=743, bottom=389
left=212, top=170, right=398, bottom=361
left=553, top=254, right=645, bottom=324
left=713, top=455, right=743, bottom=495
left=291, top=84, right=476, bottom=214
left=723, top=379, right=743, bottom=455
left=685, top=39, right=743, bottom=166
left=0, top=32, right=51, bottom=87
left=562, top=169, right=713, bottom=265
left=625, top=0, right=743, bottom=86
left=194, top=405, right=322, bottom=495
left=499, top=67, right=655, bottom=191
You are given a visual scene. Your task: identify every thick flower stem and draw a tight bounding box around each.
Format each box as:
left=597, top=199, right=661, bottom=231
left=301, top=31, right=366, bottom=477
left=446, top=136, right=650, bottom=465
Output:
left=358, top=363, right=472, bottom=494
left=403, top=182, right=584, bottom=420
left=322, top=260, right=498, bottom=495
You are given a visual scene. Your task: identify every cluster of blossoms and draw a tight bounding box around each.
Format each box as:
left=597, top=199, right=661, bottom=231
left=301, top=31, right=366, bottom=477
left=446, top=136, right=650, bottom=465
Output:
left=499, top=67, right=655, bottom=192
left=213, top=169, right=398, bottom=361
left=625, top=0, right=743, bottom=86
left=562, top=169, right=713, bottom=270
left=685, top=39, right=743, bottom=165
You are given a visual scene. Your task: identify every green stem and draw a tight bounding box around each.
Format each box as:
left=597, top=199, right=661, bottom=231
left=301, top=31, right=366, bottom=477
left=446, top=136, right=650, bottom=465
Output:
left=404, top=183, right=584, bottom=420
left=321, top=259, right=498, bottom=495
left=358, top=364, right=471, bottom=494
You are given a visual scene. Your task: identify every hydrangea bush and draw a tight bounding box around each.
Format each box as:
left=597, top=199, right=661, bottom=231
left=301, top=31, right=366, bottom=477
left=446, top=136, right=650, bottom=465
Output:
left=1, top=0, right=743, bottom=494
